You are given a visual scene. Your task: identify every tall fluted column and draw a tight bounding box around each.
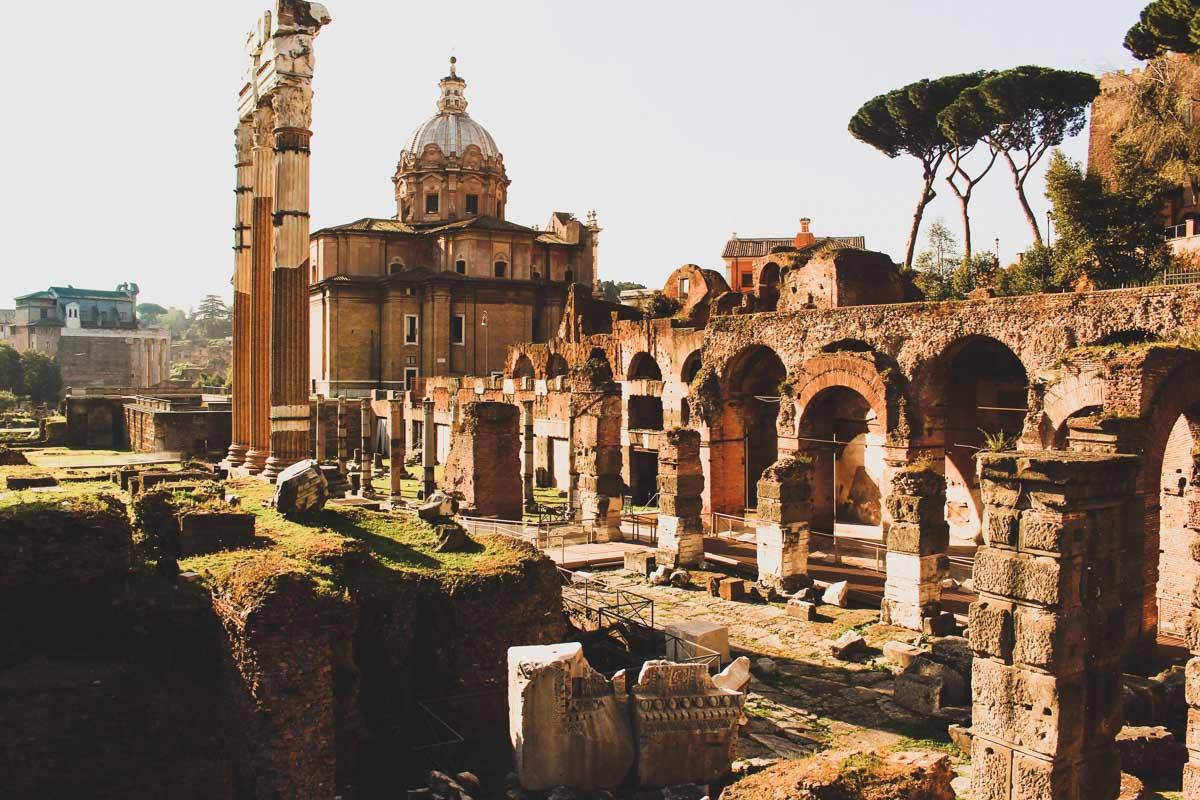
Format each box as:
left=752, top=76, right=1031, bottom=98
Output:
left=262, top=83, right=315, bottom=479
left=422, top=398, right=436, bottom=498
left=389, top=397, right=406, bottom=504
left=245, top=106, right=276, bottom=474
left=226, top=120, right=255, bottom=466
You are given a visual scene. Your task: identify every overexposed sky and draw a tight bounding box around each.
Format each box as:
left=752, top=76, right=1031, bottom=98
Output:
left=1, top=1, right=1143, bottom=310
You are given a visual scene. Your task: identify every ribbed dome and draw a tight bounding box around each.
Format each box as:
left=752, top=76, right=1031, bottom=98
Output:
left=405, top=112, right=499, bottom=158
left=403, top=58, right=500, bottom=159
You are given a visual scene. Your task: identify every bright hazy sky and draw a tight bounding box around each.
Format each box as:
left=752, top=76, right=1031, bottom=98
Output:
left=2, top=1, right=1144, bottom=311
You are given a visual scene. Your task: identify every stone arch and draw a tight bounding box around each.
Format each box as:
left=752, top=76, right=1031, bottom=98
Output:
left=1140, top=361, right=1200, bottom=648
left=821, top=338, right=874, bottom=354
left=627, top=352, right=663, bottom=381
left=679, top=349, right=703, bottom=384
left=792, top=354, right=894, bottom=439
left=919, top=335, right=1029, bottom=543
left=797, top=383, right=886, bottom=532
left=511, top=354, right=535, bottom=380
left=713, top=344, right=788, bottom=511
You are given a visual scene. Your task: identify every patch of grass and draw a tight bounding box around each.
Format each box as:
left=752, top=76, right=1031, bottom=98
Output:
left=891, top=736, right=963, bottom=757
left=838, top=752, right=884, bottom=788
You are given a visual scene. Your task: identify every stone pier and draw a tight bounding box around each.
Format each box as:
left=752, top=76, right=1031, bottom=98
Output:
left=657, top=428, right=705, bottom=568
left=313, top=396, right=326, bottom=462
left=441, top=402, right=522, bottom=520
left=969, top=452, right=1138, bottom=800
left=573, top=392, right=624, bottom=542
left=336, top=397, right=348, bottom=471
left=881, top=463, right=950, bottom=632
left=754, top=456, right=813, bottom=591
left=389, top=397, right=405, bottom=503
left=522, top=399, right=535, bottom=510
left=358, top=398, right=373, bottom=498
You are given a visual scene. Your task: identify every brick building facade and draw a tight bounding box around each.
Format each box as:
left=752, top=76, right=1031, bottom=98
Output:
left=308, top=59, right=600, bottom=395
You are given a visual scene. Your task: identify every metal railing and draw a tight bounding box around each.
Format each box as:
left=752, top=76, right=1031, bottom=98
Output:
left=557, top=566, right=722, bottom=672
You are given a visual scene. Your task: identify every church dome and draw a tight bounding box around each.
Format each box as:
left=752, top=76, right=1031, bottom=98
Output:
left=402, top=58, right=499, bottom=159
left=405, top=112, right=499, bottom=158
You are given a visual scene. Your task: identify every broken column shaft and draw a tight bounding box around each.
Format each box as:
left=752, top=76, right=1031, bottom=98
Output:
left=969, top=452, right=1138, bottom=800
left=881, top=463, right=949, bottom=632
left=522, top=399, right=535, bottom=509
left=359, top=398, right=373, bottom=497
left=657, top=428, right=705, bottom=568
left=754, top=456, right=813, bottom=591
left=389, top=397, right=405, bottom=503
left=422, top=398, right=436, bottom=499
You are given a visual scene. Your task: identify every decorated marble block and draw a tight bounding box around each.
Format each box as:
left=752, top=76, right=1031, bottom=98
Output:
left=631, top=660, right=745, bottom=787
left=507, top=643, right=634, bottom=791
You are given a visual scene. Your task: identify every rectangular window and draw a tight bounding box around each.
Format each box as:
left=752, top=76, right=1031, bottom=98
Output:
left=425, top=193, right=439, bottom=214
left=404, top=368, right=419, bottom=391
left=404, top=314, right=419, bottom=344
left=450, top=314, right=465, bottom=345
left=740, top=272, right=753, bottom=288
left=679, top=277, right=690, bottom=296
left=465, top=194, right=479, bottom=214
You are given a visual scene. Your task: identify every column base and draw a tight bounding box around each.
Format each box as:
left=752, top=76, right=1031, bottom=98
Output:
left=657, top=514, right=704, bottom=567
left=225, top=442, right=248, bottom=467
left=755, top=522, right=809, bottom=589
left=244, top=447, right=268, bottom=474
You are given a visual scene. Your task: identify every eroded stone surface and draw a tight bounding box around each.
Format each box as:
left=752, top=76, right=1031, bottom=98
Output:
left=507, top=643, right=633, bottom=791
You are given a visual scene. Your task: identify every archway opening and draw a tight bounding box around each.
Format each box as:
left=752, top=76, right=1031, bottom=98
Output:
left=728, top=345, right=787, bottom=509
left=627, top=352, right=663, bottom=381
left=756, top=262, right=781, bottom=311
left=798, top=386, right=883, bottom=533
left=1156, top=410, right=1200, bottom=637
left=511, top=354, right=535, bottom=381
left=680, top=350, right=703, bottom=427
left=546, top=353, right=568, bottom=380
left=940, top=336, right=1028, bottom=542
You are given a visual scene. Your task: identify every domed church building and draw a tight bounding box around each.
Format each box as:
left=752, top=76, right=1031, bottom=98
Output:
left=309, top=58, right=600, bottom=392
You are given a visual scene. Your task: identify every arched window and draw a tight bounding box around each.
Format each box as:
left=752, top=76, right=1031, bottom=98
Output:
left=494, top=261, right=507, bottom=278
left=564, top=269, right=574, bottom=284
left=455, top=259, right=466, bottom=275
left=389, top=260, right=404, bottom=275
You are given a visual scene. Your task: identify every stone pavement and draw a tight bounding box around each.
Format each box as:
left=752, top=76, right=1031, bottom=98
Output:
left=593, top=567, right=967, bottom=767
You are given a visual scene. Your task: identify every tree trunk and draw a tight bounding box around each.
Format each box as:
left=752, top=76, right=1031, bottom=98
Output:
left=958, top=193, right=973, bottom=262
left=1004, top=152, right=1043, bottom=245
left=904, top=178, right=936, bottom=270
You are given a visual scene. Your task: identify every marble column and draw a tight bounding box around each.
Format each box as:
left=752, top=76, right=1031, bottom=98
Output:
left=359, top=398, right=374, bottom=498
left=262, top=78, right=316, bottom=480
left=244, top=106, right=275, bottom=474
left=522, top=399, right=535, bottom=509
left=314, top=395, right=326, bottom=461
left=389, top=397, right=405, bottom=504
left=226, top=119, right=254, bottom=467
left=336, top=396, right=348, bottom=471
left=422, top=397, right=436, bottom=498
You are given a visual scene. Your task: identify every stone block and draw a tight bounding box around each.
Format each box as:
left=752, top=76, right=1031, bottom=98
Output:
left=885, top=551, right=944, bottom=583
left=665, top=620, right=730, bottom=663
left=886, top=521, right=949, bottom=555
left=624, top=549, right=656, bottom=577
left=882, top=640, right=926, bottom=669
left=178, top=512, right=255, bottom=557
left=657, top=515, right=704, bottom=568
left=1012, top=606, right=1086, bottom=673
left=756, top=499, right=813, bottom=525
left=969, top=599, right=1015, bottom=660
left=881, top=598, right=939, bottom=631
left=1115, top=725, right=1187, bottom=785
left=632, top=660, right=744, bottom=788
left=659, top=473, right=704, bottom=498
left=895, top=672, right=943, bottom=715
left=823, top=581, right=849, bottom=607
left=1016, top=511, right=1087, bottom=557
left=660, top=494, right=703, bottom=518
left=971, top=658, right=1085, bottom=758
left=507, top=642, right=634, bottom=791
left=787, top=599, right=817, bottom=621
left=886, top=494, right=944, bottom=526
left=971, top=737, right=1013, bottom=800
left=908, top=656, right=967, bottom=706
left=718, top=578, right=745, bottom=602
left=756, top=522, right=809, bottom=590
left=1185, top=657, right=1200, bottom=707
left=983, top=507, right=1021, bottom=551
left=972, top=548, right=1083, bottom=608
left=273, top=459, right=329, bottom=514
left=705, top=575, right=722, bottom=597
left=713, top=656, right=751, bottom=694
left=830, top=630, right=866, bottom=660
